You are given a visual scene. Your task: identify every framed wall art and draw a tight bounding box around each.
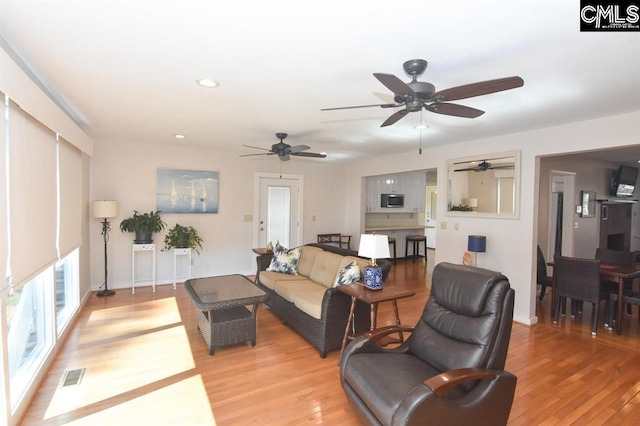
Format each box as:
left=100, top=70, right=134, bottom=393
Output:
left=156, top=169, right=219, bottom=214
left=580, top=190, right=596, bottom=218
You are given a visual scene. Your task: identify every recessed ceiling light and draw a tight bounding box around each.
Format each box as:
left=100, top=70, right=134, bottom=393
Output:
left=196, top=79, right=219, bottom=88
left=415, top=124, right=429, bottom=130
left=173, top=134, right=186, bottom=139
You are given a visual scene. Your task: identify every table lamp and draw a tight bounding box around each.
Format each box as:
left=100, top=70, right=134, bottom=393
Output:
left=467, top=235, right=486, bottom=267
left=92, top=200, right=119, bottom=297
left=463, top=198, right=478, bottom=210
left=358, top=234, right=390, bottom=290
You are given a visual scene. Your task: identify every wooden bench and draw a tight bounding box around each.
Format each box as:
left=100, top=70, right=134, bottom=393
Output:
left=317, top=233, right=352, bottom=250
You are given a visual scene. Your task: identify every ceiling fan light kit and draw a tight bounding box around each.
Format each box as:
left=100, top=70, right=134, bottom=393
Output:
left=321, top=59, right=524, bottom=127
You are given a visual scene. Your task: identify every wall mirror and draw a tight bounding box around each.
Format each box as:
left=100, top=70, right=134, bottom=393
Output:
left=446, top=150, right=521, bottom=218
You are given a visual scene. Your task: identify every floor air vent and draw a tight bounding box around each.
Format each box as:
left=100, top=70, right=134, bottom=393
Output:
left=60, top=368, right=85, bottom=387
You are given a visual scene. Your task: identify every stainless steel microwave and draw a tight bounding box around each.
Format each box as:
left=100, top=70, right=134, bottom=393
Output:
left=381, top=193, right=404, bottom=208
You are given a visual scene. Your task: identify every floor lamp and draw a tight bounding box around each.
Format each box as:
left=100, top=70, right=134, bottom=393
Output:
left=93, top=200, right=119, bottom=297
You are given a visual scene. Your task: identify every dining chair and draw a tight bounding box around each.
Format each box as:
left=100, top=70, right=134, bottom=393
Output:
left=553, top=255, right=608, bottom=335
left=606, top=290, right=640, bottom=330
left=595, top=248, right=636, bottom=316
left=536, top=246, right=553, bottom=301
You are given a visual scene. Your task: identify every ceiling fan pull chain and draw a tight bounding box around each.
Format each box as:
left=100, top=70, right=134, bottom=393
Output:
left=419, top=110, right=423, bottom=155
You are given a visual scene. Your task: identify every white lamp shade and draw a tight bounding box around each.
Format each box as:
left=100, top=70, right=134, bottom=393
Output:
left=463, top=198, right=478, bottom=208
left=92, top=200, right=119, bottom=219
left=358, top=234, right=391, bottom=260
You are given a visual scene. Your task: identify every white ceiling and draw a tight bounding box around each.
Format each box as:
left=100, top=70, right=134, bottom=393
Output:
left=1, top=1, right=639, bottom=163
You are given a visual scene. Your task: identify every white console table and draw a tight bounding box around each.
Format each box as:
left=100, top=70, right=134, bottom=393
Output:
left=132, top=243, right=155, bottom=294
left=173, top=248, right=192, bottom=290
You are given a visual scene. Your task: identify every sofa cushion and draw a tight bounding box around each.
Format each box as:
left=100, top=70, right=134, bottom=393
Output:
left=259, top=270, right=305, bottom=290
left=293, top=287, right=327, bottom=320
left=333, top=260, right=362, bottom=287
left=309, top=251, right=345, bottom=288
left=297, top=246, right=324, bottom=277
left=266, top=244, right=301, bottom=275
left=274, top=279, right=323, bottom=303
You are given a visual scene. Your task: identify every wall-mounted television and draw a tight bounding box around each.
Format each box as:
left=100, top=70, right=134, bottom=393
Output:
left=610, top=165, right=638, bottom=198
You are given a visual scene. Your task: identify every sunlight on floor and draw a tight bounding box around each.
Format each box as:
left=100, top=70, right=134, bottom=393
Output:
left=43, top=297, right=201, bottom=422
left=84, top=298, right=183, bottom=340
left=63, top=375, right=215, bottom=425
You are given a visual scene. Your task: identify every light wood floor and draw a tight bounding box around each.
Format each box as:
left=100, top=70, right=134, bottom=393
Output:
left=20, top=255, right=640, bottom=425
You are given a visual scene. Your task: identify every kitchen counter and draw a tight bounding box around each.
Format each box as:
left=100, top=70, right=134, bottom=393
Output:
left=365, top=225, right=433, bottom=232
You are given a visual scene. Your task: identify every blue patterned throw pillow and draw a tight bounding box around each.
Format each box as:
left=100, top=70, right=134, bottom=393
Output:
left=266, top=244, right=301, bottom=275
left=333, top=261, right=361, bottom=287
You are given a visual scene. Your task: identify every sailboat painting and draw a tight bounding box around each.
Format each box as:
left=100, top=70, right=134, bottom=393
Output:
left=156, top=169, right=219, bottom=214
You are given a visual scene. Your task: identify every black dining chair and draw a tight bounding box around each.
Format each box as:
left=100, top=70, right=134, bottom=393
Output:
left=606, top=290, right=640, bottom=330
left=595, top=248, right=636, bottom=318
left=537, top=246, right=553, bottom=301
left=553, top=255, right=608, bottom=336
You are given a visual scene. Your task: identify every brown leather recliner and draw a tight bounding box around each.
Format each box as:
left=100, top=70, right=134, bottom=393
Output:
left=339, top=262, right=517, bottom=426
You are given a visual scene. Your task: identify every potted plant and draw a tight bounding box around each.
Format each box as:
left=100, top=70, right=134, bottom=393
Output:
left=162, top=223, right=203, bottom=254
left=120, top=210, right=166, bottom=244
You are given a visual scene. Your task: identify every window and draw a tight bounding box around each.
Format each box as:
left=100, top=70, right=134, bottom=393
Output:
left=6, top=268, right=54, bottom=408
left=55, top=249, right=79, bottom=335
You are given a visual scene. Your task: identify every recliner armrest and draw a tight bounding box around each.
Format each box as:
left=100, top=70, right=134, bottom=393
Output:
left=425, top=367, right=496, bottom=397
left=364, top=325, right=414, bottom=343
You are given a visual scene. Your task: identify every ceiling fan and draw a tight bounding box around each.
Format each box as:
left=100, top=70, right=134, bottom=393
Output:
left=240, top=133, right=327, bottom=161
left=453, top=157, right=515, bottom=173
left=321, top=59, right=524, bottom=127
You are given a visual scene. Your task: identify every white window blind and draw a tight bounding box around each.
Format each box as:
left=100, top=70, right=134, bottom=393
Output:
left=57, top=136, right=82, bottom=258
left=1, top=93, right=8, bottom=297
left=8, top=100, right=57, bottom=289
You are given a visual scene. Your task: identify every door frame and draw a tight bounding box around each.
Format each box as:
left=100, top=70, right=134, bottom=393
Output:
left=547, top=170, right=576, bottom=261
left=253, top=172, right=304, bottom=249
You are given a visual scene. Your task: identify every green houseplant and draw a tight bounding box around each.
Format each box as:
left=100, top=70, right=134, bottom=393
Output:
left=120, top=210, right=166, bottom=244
left=162, top=223, right=203, bottom=254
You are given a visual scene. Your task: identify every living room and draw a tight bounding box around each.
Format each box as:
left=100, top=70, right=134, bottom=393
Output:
left=1, top=1, right=640, bottom=425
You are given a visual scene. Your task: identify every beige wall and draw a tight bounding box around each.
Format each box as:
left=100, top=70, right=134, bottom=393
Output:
left=89, top=139, right=348, bottom=290
left=344, top=111, right=640, bottom=325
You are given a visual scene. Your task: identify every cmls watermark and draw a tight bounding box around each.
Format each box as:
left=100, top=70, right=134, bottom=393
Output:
left=580, top=1, right=639, bottom=31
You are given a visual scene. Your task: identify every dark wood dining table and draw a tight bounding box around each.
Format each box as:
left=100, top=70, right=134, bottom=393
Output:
left=600, top=264, right=640, bottom=335
left=549, top=261, right=640, bottom=335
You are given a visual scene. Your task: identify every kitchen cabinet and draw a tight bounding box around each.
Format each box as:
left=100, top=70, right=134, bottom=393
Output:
left=365, top=176, right=381, bottom=212
left=400, top=172, right=426, bottom=213
left=365, top=171, right=426, bottom=214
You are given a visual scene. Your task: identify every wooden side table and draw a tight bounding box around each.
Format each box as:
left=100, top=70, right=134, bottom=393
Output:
left=337, top=283, right=415, bottom=361
left=252, top=248, right=273, bottom=283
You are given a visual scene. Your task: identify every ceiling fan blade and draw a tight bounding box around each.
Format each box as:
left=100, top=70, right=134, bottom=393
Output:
left=292, top=151, right=327, bottom=158
left=242, top=144, right=271, bottom=151
left=488, top=165, right=515, bottom=170
left=453, top=167, right=476, bottom=172
left=321, top=103, right=398, bottom=111
left=240, top=153, right=275, bottom=157
left=426, top=102, right=485, bottom=118
left=288, top=144, right=310, bottom=153
left=381, top=109, right=409, bottom=127
left=432, top=76, right=524, bottom=102
left=374, top=73, right=416, bottom=97
left=453, top=156, right=513, bottom=165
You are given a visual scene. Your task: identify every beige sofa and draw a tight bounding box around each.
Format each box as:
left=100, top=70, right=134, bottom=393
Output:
left=256, top=243, right=392, bottom=357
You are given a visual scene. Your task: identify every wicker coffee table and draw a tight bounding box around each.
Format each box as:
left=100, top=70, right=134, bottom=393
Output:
left=184, top=274, right=268, bottom=355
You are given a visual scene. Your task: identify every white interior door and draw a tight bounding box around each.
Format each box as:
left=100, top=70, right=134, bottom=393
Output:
left=425, top=186, right=437, bottom=248
left=258, top=176, right=301, bottom=249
